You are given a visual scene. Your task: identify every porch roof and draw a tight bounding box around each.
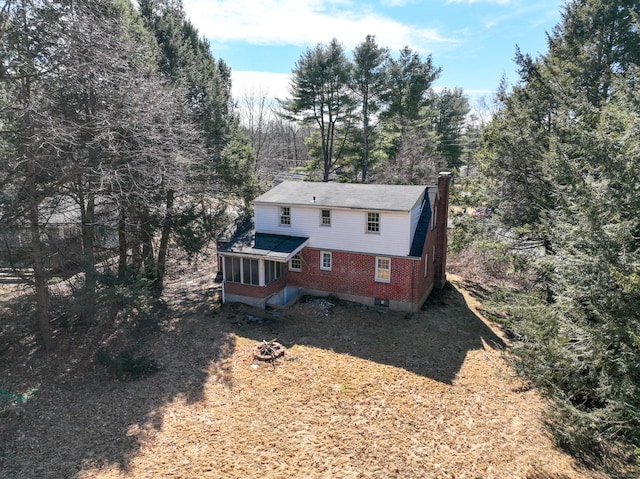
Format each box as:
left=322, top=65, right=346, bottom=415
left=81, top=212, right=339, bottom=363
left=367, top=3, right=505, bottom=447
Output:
left=219, top=230, right=309, bottom=262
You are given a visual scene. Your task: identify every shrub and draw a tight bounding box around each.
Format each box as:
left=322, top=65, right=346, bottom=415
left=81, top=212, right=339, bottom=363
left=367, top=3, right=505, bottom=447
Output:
left=95, top=348, right=161, bottom=380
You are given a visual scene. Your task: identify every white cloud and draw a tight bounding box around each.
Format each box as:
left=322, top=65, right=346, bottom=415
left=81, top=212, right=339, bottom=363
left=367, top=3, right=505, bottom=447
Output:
left=184, top=0, right=454, bottom=53
left=231, top=71, right=292, bottom=100
left=380, top=0, right=410, bottom=6
left=446, top=0, right=512, bottom=4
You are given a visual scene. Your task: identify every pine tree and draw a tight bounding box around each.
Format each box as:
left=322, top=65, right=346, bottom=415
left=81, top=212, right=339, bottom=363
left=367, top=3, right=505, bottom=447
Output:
left=281, top=39, right=356, bottom=182
left=480, top=0, right=640, bottom=465
left=351, top=35, right=388, bottom=182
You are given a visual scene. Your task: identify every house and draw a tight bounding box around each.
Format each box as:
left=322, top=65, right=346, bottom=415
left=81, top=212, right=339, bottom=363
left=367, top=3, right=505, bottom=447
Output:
left=218, top=172, right=451, bottom=312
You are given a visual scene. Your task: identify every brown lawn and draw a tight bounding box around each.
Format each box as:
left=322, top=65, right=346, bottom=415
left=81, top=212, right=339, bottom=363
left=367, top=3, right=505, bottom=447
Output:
left=0, top=255, right=605, bottom=479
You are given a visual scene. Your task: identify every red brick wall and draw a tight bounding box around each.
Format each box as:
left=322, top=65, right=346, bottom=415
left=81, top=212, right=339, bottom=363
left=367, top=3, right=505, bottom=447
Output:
left=224, top=274, right=286, bottom=299
left=288, top=249, right=420, bottom=303
left=412, top=228, right=436, bottom=304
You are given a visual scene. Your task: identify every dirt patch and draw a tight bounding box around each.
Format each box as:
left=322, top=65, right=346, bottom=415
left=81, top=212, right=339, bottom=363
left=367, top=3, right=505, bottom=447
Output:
left=0, top=252, right=604, bottom=479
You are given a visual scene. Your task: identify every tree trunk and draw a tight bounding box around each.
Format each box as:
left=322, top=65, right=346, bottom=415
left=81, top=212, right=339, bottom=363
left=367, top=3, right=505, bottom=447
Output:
left=153, top=189, right=174, bottom=297
left=118, top=206, right=127, bottom=280
left=362, top=96, right=369, bottom=183
left=140, top=211, right=155, bottom=280
left=80, top=191, right=96, bottom=304
left=131, top=218, right=143, bottom=274
left=28, top=189, right=51, bottom=351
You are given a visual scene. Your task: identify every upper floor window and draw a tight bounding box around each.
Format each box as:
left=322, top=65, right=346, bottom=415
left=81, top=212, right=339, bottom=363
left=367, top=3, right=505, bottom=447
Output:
left=367, top=212, right=380, bottom=233
left=280, top=206, right=291, bottom=226
left=289, top=253, right=302, bottom=272
left=320, top=251, right=332, bottom=271
left=375, top=256, right=391, bottom=282
left=321, top=209, right=331, bottom=226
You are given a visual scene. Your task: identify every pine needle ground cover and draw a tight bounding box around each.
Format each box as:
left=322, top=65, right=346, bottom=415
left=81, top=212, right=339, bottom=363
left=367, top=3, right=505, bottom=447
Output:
left=0, top=258, right=602, bottom=479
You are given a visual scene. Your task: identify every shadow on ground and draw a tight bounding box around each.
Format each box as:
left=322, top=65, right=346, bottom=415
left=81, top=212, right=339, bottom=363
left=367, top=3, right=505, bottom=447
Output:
left=0, top=274, right=507, bottom=478
left=0, top=273, right=232, bottom=479
left=224, top=281, right=506, bottom=385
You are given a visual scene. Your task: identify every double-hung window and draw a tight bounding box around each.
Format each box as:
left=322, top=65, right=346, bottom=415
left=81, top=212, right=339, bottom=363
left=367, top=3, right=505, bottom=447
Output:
left=289, top=253, right=302, bottom=272
left=321, top=209, right=331, bottom=226
left=375, top=257, right=391, bottom=282
left=280, top=206, right=291, bottom=226
left=367, top=212, right=380, bottom=233
left=320, top=251, right=332, bottom=271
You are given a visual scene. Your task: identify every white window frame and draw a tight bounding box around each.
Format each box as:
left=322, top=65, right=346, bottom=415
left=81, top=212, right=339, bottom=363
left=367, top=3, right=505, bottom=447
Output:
left=289, top=252, right=302, bottom=272
left=320, top=209, right=331, bottom=226
left=320, top=251, right=332, bottom=271
left=224, top=256, right=259, bottom=285
left=366, top=212, right=380, bottom=233
left=280, top=206, right=291, bottom=226
left=424, top=253, right=429, bottom=277
left=265, top=260, right=285, bottom=284
left=375, top=256, right=391, bottom=283
left=432, top=203, right=438, bottom=230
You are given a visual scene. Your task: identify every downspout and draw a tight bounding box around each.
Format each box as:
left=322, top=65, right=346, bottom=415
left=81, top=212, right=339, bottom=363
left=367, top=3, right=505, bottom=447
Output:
left=221, top=255, right=226, bottom=304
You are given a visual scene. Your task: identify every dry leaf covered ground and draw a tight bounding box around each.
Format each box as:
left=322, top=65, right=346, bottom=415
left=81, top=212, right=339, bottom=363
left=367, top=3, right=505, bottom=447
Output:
left=0, top=255, right=604, bottom=479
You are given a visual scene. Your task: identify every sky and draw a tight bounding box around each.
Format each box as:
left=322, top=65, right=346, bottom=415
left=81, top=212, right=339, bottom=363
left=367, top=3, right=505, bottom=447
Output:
left=182, top=0, right=566, bottom=105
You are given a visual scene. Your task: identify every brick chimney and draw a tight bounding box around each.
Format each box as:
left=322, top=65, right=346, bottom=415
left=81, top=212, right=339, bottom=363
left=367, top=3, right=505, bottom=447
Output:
left=434, top=171, right=452, bottom=289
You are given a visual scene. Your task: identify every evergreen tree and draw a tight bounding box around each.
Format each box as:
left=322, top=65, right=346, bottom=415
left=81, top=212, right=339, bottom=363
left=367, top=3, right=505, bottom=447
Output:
left=381, top=46, right=441, bottom=142
left=431, top=87, right=470, bottom=170
left=0, top=0, right=70, bottom=350
left=376, top=46, right=441, bottom=183
left=281, top=39, right=356, bottom=182
left=480, top=0, right=640, bottom=466
left=351, top=35, right=388, bottom=182
left=138, top=0, right=255, bottom=200
left=1, top=0, right=215, bottom=344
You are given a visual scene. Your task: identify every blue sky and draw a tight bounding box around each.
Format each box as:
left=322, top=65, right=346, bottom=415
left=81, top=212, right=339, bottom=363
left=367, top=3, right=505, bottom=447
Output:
left=182, top=0, right=565, bottom=104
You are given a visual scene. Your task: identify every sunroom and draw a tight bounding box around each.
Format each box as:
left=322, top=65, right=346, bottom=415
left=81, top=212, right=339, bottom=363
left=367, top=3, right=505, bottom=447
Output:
left=218, top=231, right=309, bottom=308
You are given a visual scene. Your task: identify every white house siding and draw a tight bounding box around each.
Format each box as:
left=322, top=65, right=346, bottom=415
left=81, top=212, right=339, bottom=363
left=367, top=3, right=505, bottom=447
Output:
left=254, top=204, right=413, bottom=257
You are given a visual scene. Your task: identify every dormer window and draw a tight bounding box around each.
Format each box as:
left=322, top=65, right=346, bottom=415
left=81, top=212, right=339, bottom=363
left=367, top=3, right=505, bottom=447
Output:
left=280, top=206, right=291, bottom=226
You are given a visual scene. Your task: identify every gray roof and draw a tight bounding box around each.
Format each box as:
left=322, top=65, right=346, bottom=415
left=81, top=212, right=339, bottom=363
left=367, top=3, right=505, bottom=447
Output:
left=254, top=181, right=429, bottom=212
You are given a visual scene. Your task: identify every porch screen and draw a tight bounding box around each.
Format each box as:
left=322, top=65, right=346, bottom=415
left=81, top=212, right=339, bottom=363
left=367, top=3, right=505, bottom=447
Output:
left=265, top=260, right=284, bottom=284
left=243, top=258, right=259, bottom=285
left=225, top=256, right=259, bottom=285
